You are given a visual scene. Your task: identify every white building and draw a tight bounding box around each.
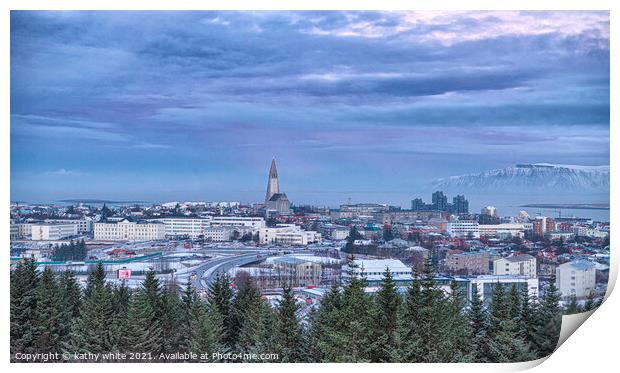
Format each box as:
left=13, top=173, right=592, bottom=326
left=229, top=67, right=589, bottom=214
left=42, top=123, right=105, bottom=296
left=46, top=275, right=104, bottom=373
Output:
left=447, top=220, right=480, bottom=238
left=556, top=260, right=597, bottom=299
left=156, top=217, right=211, bottom=238
left=259, top=224, right=321, bottom=245
left=45, top=218, right=93, bottom=234
left=331, top=228, right=350, bottom=240
left=210, top=216, right=266, bottom=229
left=479, top=223, right=529, bottom=238
left=469, top=275, right=539, bottom=303
left=342, top=258, right=412, bottom=285
left=94, top=218, right=165, bottom=241
left=31, top=223, right=79, bottom=240
left=204, top=227, right=234, bottom=242
left=493, top=254, right=537, bottom=278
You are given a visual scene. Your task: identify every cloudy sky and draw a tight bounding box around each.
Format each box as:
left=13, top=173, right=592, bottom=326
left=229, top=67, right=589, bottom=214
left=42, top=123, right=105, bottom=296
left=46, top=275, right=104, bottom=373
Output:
left=10, top=11, right=610, bottom=206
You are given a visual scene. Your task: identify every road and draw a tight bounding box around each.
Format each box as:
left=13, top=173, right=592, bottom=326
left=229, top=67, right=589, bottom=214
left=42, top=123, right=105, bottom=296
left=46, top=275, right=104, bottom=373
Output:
left=180, top=252, right=267, bottom=291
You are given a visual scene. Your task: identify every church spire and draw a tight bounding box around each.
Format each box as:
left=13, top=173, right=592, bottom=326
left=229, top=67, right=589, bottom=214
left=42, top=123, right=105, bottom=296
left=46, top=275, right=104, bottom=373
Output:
left=265, top=158, right=280, bottom=202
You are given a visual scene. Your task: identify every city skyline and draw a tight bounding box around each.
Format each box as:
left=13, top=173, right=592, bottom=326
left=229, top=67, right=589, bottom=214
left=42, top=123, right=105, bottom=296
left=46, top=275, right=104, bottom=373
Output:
left=11, top=11, right=610, bottom=204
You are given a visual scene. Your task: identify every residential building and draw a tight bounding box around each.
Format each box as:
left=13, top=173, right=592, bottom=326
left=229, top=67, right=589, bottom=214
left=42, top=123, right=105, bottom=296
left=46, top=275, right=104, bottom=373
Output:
left=479, top=223, right=528, bottom=238
left=342, top=259, right=412, bottom=286
left=339, top=203, right=389, bottom=218
left=156, top=217, right=210, bottom=238
left=447, top=220, right=480, bottom=238
left=45, top=218, right=93, bottom=234
left=259, top=224, right=321, bottom=245
left=210, top=216, right=266, bottom=229
left=446, top=250, right=490, bottom=275
left=556, top=260, right=597, bottom=299
left=272, top=256, right=322, bottom=287
left=493, top=254, right=537, bottom=278
left=469, top=275, right=539, bottom=303
left=94, top=218, right=165, bottom=240
left=31, top=223, right=78, bottom=240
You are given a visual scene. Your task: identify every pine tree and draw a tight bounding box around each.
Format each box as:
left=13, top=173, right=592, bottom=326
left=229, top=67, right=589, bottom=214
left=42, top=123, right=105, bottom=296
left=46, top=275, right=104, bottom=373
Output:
left=487, top=283, right=533, bottom=362
left=65, top=263, right=118, bottom=358
left=111, top=282, right=131, bottom=354
left=467, top=285, right=488, bottom=361
left=274, top=284, right=304, bottom=362
left=329, top=266, right=372, bottom=362
left=10, top=258, right=40, bottom=358
left=159, top=281, right=184, bottom=357
left=208, top=272, right=235, bottom=349
left=124, top=289, right=162, bottom=358
left=565, top=294, right=581, bottom=314
left=583, top=291, right=596, bottom=311
left=232, top=276, right=266, bottom=355
left=518, top=284, right=538, bottom=352
left=533, top=283, right=562, bottom=358
left=34, top=267, right=63, bottom=358
left=307, top=283, right=341, bottom=362
left=370, top=268, right=400, bottom=362
left=395, top=271, right=422, bottom=362
left=191, top=299, right=226, bottom=361
left=442, top=280, right=474, bottom=362
left=508, top=284, right=521, bottom=320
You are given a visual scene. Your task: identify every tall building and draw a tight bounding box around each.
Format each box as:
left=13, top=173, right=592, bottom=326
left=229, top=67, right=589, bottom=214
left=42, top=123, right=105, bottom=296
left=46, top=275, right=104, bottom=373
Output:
left=432, top=191, right=448, bottom=211
left=411, top=198, right=425, bottom=211
left=264, top=158, right=291, bottom=214
left=452, top=194, right=469, bottom=214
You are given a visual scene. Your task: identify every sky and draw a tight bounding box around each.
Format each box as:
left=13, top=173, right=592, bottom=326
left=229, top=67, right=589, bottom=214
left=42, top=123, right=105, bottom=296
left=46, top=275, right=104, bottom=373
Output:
left=10, top=11, right=610, bottom=206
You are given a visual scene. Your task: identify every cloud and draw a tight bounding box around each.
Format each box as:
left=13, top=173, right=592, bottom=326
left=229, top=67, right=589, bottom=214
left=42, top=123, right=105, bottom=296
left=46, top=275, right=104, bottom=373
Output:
left=44, top=169, right=83, bottom=176
left=9, top=11, right=610, bottom=203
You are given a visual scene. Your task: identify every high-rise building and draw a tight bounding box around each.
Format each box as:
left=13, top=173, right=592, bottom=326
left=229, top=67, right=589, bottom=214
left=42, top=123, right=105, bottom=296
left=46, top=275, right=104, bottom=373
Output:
left=411, top=198, right=425, bottom=211
left=432, top=191, right=448, bottom=211
left=264, top=158, right=291, bottom=214
left=452, top=195, right=469, bottom=214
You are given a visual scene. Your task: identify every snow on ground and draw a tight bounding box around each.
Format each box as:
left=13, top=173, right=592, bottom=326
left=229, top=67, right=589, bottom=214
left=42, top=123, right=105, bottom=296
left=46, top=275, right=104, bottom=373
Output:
left=264, top=254, right=341, bottom=265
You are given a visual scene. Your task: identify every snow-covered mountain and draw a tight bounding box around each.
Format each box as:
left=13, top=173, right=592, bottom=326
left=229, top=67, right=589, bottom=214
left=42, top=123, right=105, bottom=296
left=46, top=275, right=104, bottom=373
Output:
left=432, top=163, right=609, bottom=194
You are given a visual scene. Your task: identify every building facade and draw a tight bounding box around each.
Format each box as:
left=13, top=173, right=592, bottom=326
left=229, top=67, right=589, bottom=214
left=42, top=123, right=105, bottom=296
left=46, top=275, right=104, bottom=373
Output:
left=259, top=224, right=321, bottom=245
left=446, top=251, right=490, bottom=275
left=493, top=254, right=537, bottom=278
left=556, top=260, right=596, bottom=299
left=94, top=218, right=165, bottom=241
left=31, top=223, right=79, bottom=240
left=447, top=220, right=480, bottom=238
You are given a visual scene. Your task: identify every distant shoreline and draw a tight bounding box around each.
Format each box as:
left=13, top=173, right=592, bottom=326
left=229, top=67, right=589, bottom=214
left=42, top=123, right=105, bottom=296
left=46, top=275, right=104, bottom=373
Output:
left=520, top=203, right=610, bottom=210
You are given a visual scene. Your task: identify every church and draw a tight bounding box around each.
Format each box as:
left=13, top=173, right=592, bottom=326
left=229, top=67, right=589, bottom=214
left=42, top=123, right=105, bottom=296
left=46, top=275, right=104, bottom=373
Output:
left=264, top=158, right=291, bottom=215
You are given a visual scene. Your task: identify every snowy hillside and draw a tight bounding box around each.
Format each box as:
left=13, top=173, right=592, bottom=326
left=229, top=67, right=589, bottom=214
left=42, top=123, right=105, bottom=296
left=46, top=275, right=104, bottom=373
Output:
left=432, top=163, right=609, bottom=193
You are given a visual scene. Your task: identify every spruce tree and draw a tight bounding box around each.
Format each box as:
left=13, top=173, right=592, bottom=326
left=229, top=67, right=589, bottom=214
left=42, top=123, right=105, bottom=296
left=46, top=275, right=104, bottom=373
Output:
left=191, top=299, right=226, bottom=361
left=274, top=284, right=304, bottom=362
left=467, top=285, right=488, bottom=361
left=208, top=272, right=235, bottom=349
left=583, top=291, right=596, bottom=311
left=533, top=282, right=562, bottom=358
left=65, top=263, right=118, bottom=358
left=233, top=276, right=266, bottom=356
left=159, top=281, right=184, bottom=357
left=307, top=283, right=341, bottom=362
left=124, top=289, right=162, bottom=358
left=10, top=258, right=40, bottom=358
left=34, top=267, right=63, bottom=358
left=487, top=283, right=533, bottom=362
left=395, top=271, right=422, bottom=362
left=565, top=294, right=581, bottom=314
left=370, top=268, right=400, bottom=362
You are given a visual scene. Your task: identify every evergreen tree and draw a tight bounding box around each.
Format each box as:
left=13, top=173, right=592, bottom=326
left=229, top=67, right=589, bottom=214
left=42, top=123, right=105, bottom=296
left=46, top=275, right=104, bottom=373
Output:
left=487, top=283, right=533, bottom=362
left=467, top=285, right=488, bottom=361
left=111, top=282, right=131, bottom=354
left=10, top=258, right=39, bottom=358
left=565, top=294, right=581, bottom=314
left=191, top=299, right=226, bottom=361
left=307, top=283, right=342, bottom=362
left=34, top=267, right=63, bottom=358
left=233, top=276, right=266, bottom=357
left=208, top=272, right=235, bottom=349
left=518, top=284, right=538, bottom=352
left=65, top=263, right=118, bottom=358
left=583, top=291, right=596, bottom=312
left=328, top=265, right=372, bottom=362
left=395, top=271, right=422, bottom=362
left=442, top=280, right=474, bottom=362
left=533, top=283, right=562, bottom=358
left=274, top=284, right=304, bottom=362
left=124, top=289, right=162, bottom=358
left=159, top=281, right=184, bottom=357
left=370, top=268, right=400, bottom=362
